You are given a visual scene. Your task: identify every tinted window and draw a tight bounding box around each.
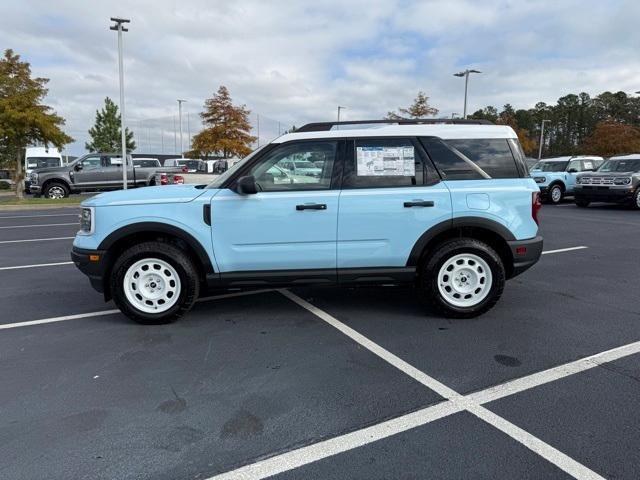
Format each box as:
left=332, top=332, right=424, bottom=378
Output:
left=249, top=141, right=336, bottom=191
left=134, top=159, right=160, bottom=168
left=567, top=160, right=582, bottom=172
left=533, top=161, right=569, bottom=172
left=420, top=137, right=483, bottom=180
left=599, top=159, right=640, bottom=172
left=343, top=138, right=424, bottom=188
left=27, top=157, right=61, bottom=169
left=445, top=139, right=520, bottom=178
left=81, top=156, right=101, bottom=170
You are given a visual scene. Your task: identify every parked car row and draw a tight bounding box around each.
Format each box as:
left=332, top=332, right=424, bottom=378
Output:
left=530, top=154, right=640, bottom=209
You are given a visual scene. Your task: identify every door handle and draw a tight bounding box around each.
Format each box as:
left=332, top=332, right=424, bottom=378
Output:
left=404, top=200, right=434, bottom=208
left=296, top=203, right=327, bottom=211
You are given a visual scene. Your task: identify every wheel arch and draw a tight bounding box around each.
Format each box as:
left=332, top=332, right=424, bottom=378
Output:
left=42, top=178, right=71, bottom=193
left=97, top=222, right=214, bottom=300
left=548, top=180, right=566, bottom=192
left=407, top=217, right=516, bottom=279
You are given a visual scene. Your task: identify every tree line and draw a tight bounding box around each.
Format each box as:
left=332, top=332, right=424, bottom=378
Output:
left=468, top=91, right=640, bottom=158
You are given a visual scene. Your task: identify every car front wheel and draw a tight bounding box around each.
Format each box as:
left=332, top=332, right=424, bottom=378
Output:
left=110, top=241, right=200, bottom=324
left=43, top=182, right=69, bottom=199
left=420, top=238, right=505, bottom=318
left=548, top=184, right=563, bottom=204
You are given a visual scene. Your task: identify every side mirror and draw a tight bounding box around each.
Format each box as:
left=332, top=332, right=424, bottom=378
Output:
left=74, top=163, right=83, bottom=171
left=568, top=168, right=578, bottom=173
left=236, top=175, right=258, bottom=194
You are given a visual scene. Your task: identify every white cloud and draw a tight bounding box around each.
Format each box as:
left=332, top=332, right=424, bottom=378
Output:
left=1, top=0, right=638, bottom=155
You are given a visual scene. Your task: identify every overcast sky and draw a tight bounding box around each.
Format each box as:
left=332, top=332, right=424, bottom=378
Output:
left=2, top=0, right=639, bottom=155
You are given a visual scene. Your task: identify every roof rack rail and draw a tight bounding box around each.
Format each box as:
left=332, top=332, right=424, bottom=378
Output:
left=296, top=118, right=493, bottom=132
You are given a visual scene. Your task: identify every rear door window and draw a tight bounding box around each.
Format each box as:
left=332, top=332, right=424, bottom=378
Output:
left=343, top=138, right=426, bottom=188
left=421, top=137, right=521, bottom=179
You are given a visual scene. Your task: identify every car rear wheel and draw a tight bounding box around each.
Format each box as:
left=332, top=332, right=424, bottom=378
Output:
left=420, top=238, right=505, bottom=318
left=575, top=198, right=590, bottom=208
left=548, top=184, right=563, bottom=204
left=43, top=182, right=69, bottom=199
left=110, top=241, right=200, bottom=324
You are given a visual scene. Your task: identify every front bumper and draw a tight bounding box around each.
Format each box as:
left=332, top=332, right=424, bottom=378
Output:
left=574, top=185, right=635, bottom=203
left=71, top=247, right=107, bottom=293
left=29, top=184, right=42, bottom=194
left=507, top=235, right=544, bottom=278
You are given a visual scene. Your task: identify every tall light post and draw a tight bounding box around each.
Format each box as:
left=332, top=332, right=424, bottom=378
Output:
left=538, top=119, right=550, bottom=160
left=453, top=69, right=481, bottom=119
left=110, top=17, right=130, bottom=189
left=337, top=106, right=346, bottom=130
left=177, top=99, right=186, bottom=158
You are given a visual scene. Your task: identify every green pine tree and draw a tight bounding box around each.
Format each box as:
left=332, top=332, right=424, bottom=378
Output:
left=85, top=97, right=136, bottom=153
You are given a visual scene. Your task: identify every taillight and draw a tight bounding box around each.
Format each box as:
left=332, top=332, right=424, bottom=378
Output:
left=181, top=166, right=188, bottom=173
left=173, top=175, right=184, bottom=184
left=532, top=191, right=542, bottom=225
left=160, top=173, right=168, bottom=185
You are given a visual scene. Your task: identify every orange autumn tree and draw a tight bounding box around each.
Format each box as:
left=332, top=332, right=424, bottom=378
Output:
left=191, top=86, right=256, bottom=159
left=581, top=121, right=640, bottom=157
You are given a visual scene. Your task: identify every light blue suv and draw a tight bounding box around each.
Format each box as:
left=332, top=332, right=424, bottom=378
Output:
left=72, top=119, right=543, bottom=324
left=530, top=156, right=603, bottom=204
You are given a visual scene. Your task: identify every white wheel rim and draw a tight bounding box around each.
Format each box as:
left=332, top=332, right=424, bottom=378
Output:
left=636, top=191, right=640, bottom=208
left=123, top=258, right=181, bottom=314
left=48, top=186, right=65, bottom=199
left=437, top=253, right=493, bottom=308
left=551, top=186, right=561, bottom=202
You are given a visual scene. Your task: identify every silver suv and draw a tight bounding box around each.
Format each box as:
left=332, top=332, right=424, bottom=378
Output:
left=574, top=154, right=640, bottom=208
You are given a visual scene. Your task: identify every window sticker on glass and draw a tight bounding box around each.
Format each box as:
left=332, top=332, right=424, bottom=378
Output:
left=356, top=146, right=415, bottom=176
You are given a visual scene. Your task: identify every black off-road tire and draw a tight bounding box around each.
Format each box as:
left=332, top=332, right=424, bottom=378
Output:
left=43, top=181, right=69, bottom=199
left=632, top=188, right=640, bottom=210
left=419, top=238, right=506, bottom=319
left=110, top=241, right=200, bottom=324
left=547, top=184, right=564, bottom=204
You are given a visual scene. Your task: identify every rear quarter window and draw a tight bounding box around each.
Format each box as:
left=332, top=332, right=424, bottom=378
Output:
left=421, top=137, right=521, bottom=180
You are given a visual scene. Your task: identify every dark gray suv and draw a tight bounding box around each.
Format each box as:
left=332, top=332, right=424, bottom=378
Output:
left=574, top=154, right=640, bottom=209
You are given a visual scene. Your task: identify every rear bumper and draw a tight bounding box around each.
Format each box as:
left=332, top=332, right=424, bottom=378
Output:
left=71, top=247, right=107, bottom=293
left=507, top=235, right=544, bottom=278
left=574, top=186, right=635, bottom=203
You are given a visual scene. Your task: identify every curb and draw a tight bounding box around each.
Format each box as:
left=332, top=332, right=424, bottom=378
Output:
left=0, top=203, right=81, bottom=212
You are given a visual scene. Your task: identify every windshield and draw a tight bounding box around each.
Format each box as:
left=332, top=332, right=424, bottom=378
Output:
left=207, top=146, right=269, bottom=189
left=27, top=157, right=61, bottom=169
left=598, top=159, right=640, bottom=172
left=532, top=161, right=568, bottom=172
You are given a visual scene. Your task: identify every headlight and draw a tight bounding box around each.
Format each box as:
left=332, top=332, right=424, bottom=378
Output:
left=79, top=207, right=95, bottom=234
left=30, top=172, right=38, bottom=184
left=533, top=176, right=546, bottom=183
left=613, top=177, right=631, bottom=185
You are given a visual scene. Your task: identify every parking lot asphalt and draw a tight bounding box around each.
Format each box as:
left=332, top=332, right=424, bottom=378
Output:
left=0, top=202, right=638, bottom=479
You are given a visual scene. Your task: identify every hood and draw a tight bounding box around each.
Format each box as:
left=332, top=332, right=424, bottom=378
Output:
left=83, top=184, right=209, bottom=207
left=31, top=165, right=71, bottom=175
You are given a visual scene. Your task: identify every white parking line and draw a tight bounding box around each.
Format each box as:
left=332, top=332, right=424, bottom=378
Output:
left=0, top=289, right=273, bottom=331
left=222, top=290, right=605, bottom=480
left=0, top=213, right=78, bottom=219
left=0, top=236, right=75, bottom=244
left=0, top=261, right=74, bottom=271
left=542, top=246, right=588, bottom=255
left=0, top=222, right=77, bottom=229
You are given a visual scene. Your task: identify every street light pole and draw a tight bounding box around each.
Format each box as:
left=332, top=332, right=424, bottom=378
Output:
left=453, top=69, right=481, bottom=119
left=538, top=119, right=550, bottom=160
left=337, top=106, right=346, bottom=130
left=110, top=17, right=130, bottom=190
left=177, top=99, right=186, bottom=158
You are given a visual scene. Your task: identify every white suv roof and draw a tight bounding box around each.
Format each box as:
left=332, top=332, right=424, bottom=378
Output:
left=610, top=154, right=640, bottom=160
left=275, top=123, right=517, bottom=143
